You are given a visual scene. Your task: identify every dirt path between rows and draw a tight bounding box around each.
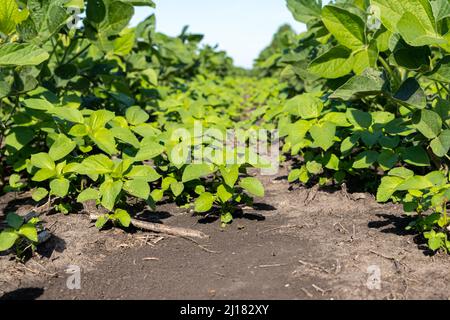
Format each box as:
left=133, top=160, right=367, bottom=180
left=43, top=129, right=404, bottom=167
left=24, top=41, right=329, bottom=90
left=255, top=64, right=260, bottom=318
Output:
left=1, top=166, right=450, bottom=300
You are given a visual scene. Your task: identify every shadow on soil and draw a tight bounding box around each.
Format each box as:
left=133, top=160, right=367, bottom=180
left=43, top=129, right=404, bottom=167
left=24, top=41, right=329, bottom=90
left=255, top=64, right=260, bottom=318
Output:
left=0, top=287, right=44, bottom=300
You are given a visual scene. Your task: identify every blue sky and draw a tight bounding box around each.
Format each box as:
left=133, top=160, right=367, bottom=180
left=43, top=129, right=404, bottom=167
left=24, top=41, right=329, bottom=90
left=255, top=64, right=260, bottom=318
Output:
left=130, top=0, right=308, bottom=68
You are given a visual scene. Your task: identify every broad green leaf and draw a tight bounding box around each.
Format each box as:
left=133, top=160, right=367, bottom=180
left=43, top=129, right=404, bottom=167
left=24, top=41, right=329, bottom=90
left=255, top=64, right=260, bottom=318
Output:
left=331, top=68, right=385, bottom=100
left=32, top=187, right=49, bottom=202
left=283, top=93, right=323, bottom=119
left=125, top=165, right=161, bottom=182
left=31, top=153, right=55, bottom=170
left=286, top=0, right=322, bottom=24
left=346, top=109, right=372, bottom=129
left=393, top=78, right=426, bottom=109
left=32, top=168, right=56, bottom=182
left=18, top=223, right=38, bottom=242
left=310, top=122, right=336, bottom=151
left=126, top=106, right=149, bottom=125
left=396, top=175, right=434, bottom=191
left=79, top=154, right=114, bottom=175
left=87, top=110, right=115, bottom=130
left=0, top=229, right=19, bottom=251
left=397, top=11, right=443, bottom=47
left=194, top=192, right=215, bottom=213
left=95, top=215, right=110, bottom=229
left=113, top=209, right=131, bottom=228
left=123, top=178, right=150, bottom=200
left=377, top=176, right=404, bottom=202
left=49, top=134, right=76, bottom=161
left=170, top=181, right=184, bottom=197
left=134, top=137, right=165, bottom=161
left=50, top=178, right=70, bottom=197
left=0, top=44, right=49, bottom=66
left=352, top=151, right=379, bottom=169
left=100, top=179, right=123, bottom=211
left=412, top=109, right=442, bottom=139
left=24, top=98, right=54, bottom=111
left=77, top=188, right=100, bottom=203
left=352, top=41, right=379, bottom=74
left=430, top=130, right=450, bottom=157
left=6, top=213, right=23, bottom=230
left=182, top=164, right=214, bottom=182
left=219, top=165, right=239, bottom=187
left=91, top=128, right=117, bottom=155
left=217, top=184, right=233, bottom=202
left=321, top=5, right=366, bottom=50
left=52, top=107, right=84, bottom=123
left=403, top=146, right=430, bottom=167
left=239, top=177, right=265, bottom=197
left=0, top=0, right=28, bottom=34
left=308, top=46, right=354, bottom=79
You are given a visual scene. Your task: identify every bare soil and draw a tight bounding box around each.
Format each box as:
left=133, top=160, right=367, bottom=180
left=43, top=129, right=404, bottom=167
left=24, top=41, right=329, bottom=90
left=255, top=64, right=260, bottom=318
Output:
left=1, top=167, right=450, bottom=300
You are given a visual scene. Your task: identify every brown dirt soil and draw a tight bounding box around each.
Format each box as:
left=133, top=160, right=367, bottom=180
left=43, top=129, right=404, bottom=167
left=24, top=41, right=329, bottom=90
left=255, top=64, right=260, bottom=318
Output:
left=1, top=167, right=450, bottom=300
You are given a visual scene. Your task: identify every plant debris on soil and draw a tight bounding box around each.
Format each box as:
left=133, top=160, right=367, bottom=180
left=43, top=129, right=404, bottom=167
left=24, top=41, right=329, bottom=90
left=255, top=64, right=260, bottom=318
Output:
left=1, top=167, right=450, bottom=300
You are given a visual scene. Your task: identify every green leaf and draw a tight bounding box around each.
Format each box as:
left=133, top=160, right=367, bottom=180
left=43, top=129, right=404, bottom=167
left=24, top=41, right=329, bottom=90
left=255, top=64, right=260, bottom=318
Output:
left=87, top=110, right=115, bottom=130
left=126, top=106, right=149, bottom=125
left=0, top=229, right=19, bottom=251
left=331, top=68, right=385, bottom=100
left=221, top=212, right=233, bottom=224
left=32, top=168, right=56, bottom=182
left=310, top=122, right=336, bottom=151
left=52, top=107, right=84, bottom=123
left=90, top=128, right=117, bottom=155
left=100, top=179, right=123, bottom=211
left=49, top=134, right=76, bottom=161
left=32, top=187, right=49, bottom=202
left=413, top=109, right=442, bottom=139
left=346, top=109, right=372, bottom=129
left=50, top=178, right=70, bottom=197
left=0, top=0, right=28, bottom=34
left=95, top=215, right=110, bottom=229
left=393, top=78, right=426, bottom=109
left=286, top=0, right=321, bottom=24
left=86, top=0, right=106, bottom=23
left=388, top=167, right=414, bottom=179
left=397, top=11, right=443, bottom=47
left=0, top=44, right=49, bottom=66
left=123, top=178, right=150, bottom=200
left=170, top=181, right=184, bottom=197
left=79, top=154, right=114, bottom=175
left=352, top=151, right=379, bottom=169
left=125, top=165, right=161, bottom=182
left=430, top=130, right=450, bottom=157
left=6, top=213, right=24, bottom=230
left=239, top=177, right=265, bottom=197
left=219, top=165, right=239, bottom=187
left=378, top=150, right=398, bottom=170
left=321, top=5, right=366, bottom=50
left=24, top=98, right=54, bottom=111
left=403, top=146, right=430, bottom=167
left=427, top=56, right=450, bottom=83
left=308, top=46, right=354, bottom=79
left=194, top=192, right=215, bottom=213
left=217, top=184, right=232, bottom=202
left=77, top=188, right=100, bottom=203
left=283, top=93, right=323, bottom=119
left=377, top=176, right=404, bottom=202
left=18, top=223, right=38, bottom=242
left=182, top=164, right=214, bottom=182
left=31, top=153, right=56, bottom=170
left=113, top=209, right=131, bottom=228
left=110, top=127, right=140, bottom=148
left=396, top=176, right=434, bottom=191
left=134, top=137, right=165, bottom=161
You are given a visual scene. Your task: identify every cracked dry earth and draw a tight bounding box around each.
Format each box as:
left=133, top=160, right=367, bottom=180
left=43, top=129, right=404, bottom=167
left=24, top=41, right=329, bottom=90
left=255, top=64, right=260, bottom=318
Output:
left=1, top=166, right=450, bottom=300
